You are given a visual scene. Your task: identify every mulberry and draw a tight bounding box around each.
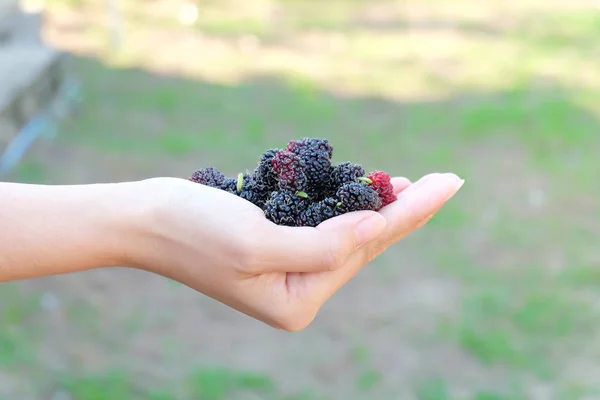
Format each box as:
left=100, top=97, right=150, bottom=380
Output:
left=253, top=148, right=280, bottom=191
left=219, top=174, right=269, bottom=208
left=336, top=182, right=382, bottom=213
left=367, top=170, right=397, bottom=207
left=187, top=138, right=400, bottom=227
left=189, top=167, right=226, bottom=187
left=330, top=162, right=365, bottom=188
left=287, top=138, right=333, bottom=196
left=297, top=197, right=341, bottom=227
left=271, top=150, right=309, bottom=192
left=264, top=191, right=309, bottom=226
left=286, top=137, right=333, bottom=159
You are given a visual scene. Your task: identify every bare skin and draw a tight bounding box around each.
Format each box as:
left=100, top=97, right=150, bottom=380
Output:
left=0, top=173, right=464, bottom=331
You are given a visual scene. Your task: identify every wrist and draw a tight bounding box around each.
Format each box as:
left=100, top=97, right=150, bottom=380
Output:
left=89, top=180, right=157, bottom=269
left=104, top=177, right=184, bottom=272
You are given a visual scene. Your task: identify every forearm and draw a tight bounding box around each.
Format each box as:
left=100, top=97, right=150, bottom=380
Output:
left=0, top=181, right=144, bottom=282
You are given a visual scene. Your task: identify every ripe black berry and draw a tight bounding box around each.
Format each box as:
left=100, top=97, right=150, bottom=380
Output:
left=218, top=177, right=236, bottom=192
left=253, top=148, right=280, bottom=191
left=187, top=138, right=397, bottom=227
left=190, top=167, right=226, bottom=187
left=271, top=150, right=309, bottom=192
left=218, top=174, right=268, bottom=208
left=330, top=162, right=365, bottom=188
left=297, top=197, right=341, bottom=227
left=264, top=191, right=309, bottom=226
left=300, top=148, right=332, bottom=198
left=287, top=138, right=333, bottom=159
left=287, top=138, right=333, bottom=197
left=336, top=182, right=382, bottom=213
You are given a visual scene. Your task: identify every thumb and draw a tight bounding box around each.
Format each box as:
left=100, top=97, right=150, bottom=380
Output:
left=257, top=211, right=387, bottom=273
left=317, top=210, right=388, bottom=249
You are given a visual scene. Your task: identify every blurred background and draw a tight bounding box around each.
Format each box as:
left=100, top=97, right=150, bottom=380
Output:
left=0, top=0, right=599, bottom=398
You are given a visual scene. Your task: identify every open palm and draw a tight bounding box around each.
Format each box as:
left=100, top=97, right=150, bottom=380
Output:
left=135, top=173, right=463, bottom=331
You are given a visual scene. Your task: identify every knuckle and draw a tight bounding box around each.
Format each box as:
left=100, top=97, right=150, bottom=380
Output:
left=362, top=246, right=379, bottom=265
left=367, top=241, right=387, bottom=262
left=324, top=241, right=346, bottom=271
left=232, top=235, right=262, bottom=274
left=355, top=240, right=388, bottom=268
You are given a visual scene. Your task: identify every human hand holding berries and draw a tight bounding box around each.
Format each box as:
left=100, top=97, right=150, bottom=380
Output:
left=128, top=171, right=463, bottom=332
left=0, top=136, right=463, bottom=333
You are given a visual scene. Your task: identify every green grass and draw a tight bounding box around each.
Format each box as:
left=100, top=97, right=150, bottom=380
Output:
left=355, top=369, right=382, bottom=391
left=414, top=378, right=450, bottom=400
left=0, top=285, right=41, bottom=367
left=12, top=161, right=46, bottom=183
left=514, top=10, right=600, bottom=52
left=60, top=369, right=138, bottom=400
left=350, top=344, right=370, bottom=364
left=6, top=0, right=600, bottom=398
left=186, top=367, right=275, bottom=399
left=437, top=270, right=600, bottom=379
left=415, top=378, right=527, bottom=400
left=57, top=366, right=329, bottom=400
left=459, top=88, right=598, bottom=150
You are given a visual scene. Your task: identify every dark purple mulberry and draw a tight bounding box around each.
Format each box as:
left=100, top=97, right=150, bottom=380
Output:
left=302, top=149, right=333, bottom=198
left=271, top=150, right=309, bottom=192
left=297, top=197, right=341, bottom=227
left=219, top=177, right=237, bottom=192
left=188, top=137, right=397, bottom=227
left=287, top=138, right=333, bottom=159
left=336, top=182, right=382, bottom=213
left=331, top=162, right=365, bottom=188
left=189, top=167, right=226, bottom=187
left=286, top=138, right=333, bottom=197
left=253, top=148, right=280, bottom=191
left=264, top=191, right=309, bottom=226
left=220, top=174, right=269, bottom=209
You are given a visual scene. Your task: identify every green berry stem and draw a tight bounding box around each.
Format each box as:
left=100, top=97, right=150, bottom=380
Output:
left=237, top=173, right=244, bottom=191
left=357, top=177, right=373, bottom=184
left=296, top=191, right=309, bottom=198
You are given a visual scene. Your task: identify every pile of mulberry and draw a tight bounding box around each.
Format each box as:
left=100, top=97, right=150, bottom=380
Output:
left=188, top=138, right=398, bottom=227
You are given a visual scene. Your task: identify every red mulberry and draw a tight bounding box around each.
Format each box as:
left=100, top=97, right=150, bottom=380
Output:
left=367, top=170, right=397, bottom=207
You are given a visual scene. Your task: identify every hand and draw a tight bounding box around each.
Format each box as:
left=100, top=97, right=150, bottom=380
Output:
left=127, top=173, right=464, bottom=331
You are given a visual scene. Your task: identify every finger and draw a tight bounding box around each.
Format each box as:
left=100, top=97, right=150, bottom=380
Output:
left=253, top=210, right=387, bottom=274
left=301, top=173, right=464, bottom=299
left=382, top=173, right=441, bottom=208
left=391, top=177, right=411, bottom=195
left=378, top=172, right=464, bottom=242
left=415, top=213, right=435, bottom=229
left=395, top=172, right=441, bottom=196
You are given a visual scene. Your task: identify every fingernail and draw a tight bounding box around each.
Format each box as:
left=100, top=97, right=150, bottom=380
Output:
left=445, top=178, right=465, bottom=201
left=354, top=213, right=387, bottom=248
